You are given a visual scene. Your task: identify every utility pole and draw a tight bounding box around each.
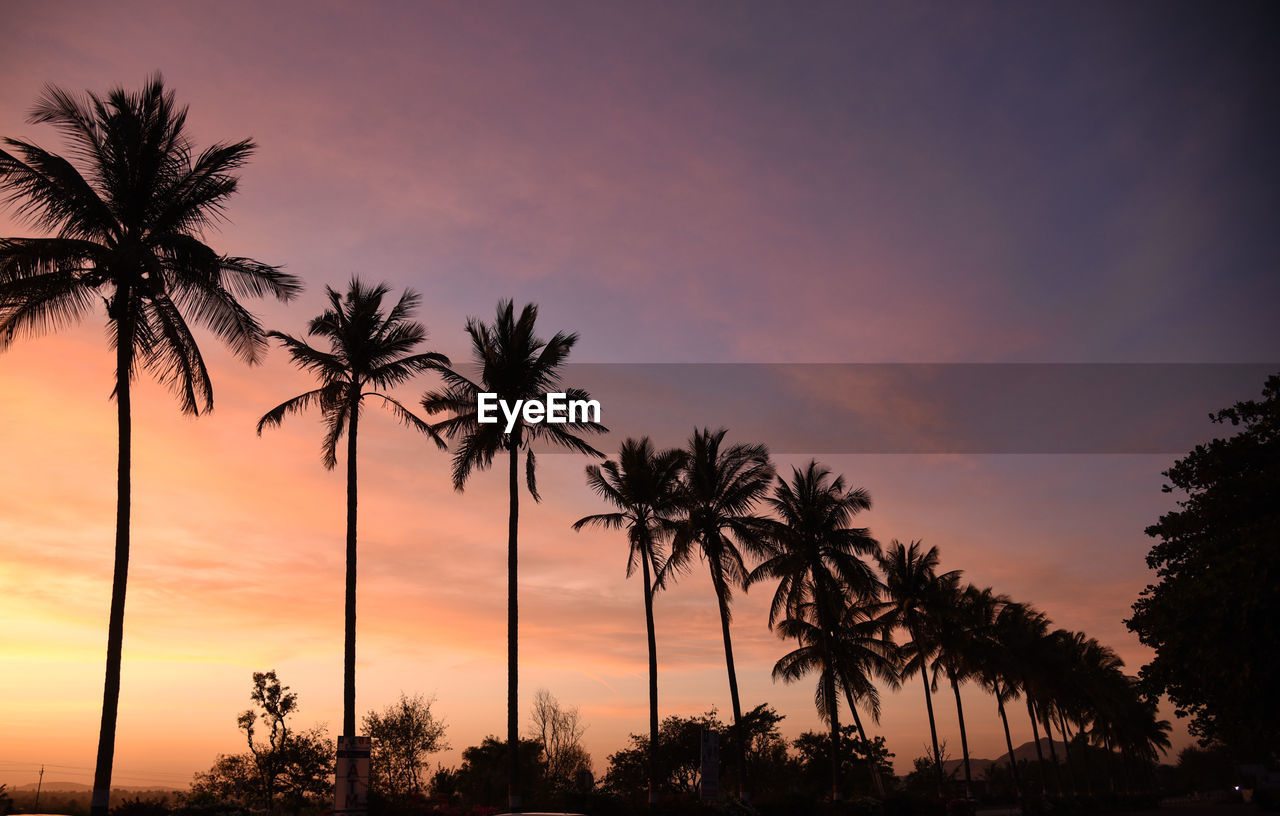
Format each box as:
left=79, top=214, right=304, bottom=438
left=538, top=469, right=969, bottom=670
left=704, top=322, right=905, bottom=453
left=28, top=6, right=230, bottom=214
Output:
left=35, top=765, right=44, bottom=809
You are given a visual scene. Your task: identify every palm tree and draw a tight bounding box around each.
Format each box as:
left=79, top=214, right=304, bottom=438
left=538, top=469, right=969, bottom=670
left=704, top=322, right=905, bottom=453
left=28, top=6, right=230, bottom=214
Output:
left=751, top=460, right=880, bottom=801
left=257, top=278, right=447, bottom=743
left=572, top=437, right=687, bottom=807
left=831, top=601, right=902, bottom=797
left=422, top=300, right=604, bottom=811
left=0, top=76, right=300, bottom=816
left=667, top=427, right=774, bottom=801
left=876, top=540, right=961, bottom=798
left=930, top=584, right=1007, bottom=799
left=978, top=599, right=1042, bottom=803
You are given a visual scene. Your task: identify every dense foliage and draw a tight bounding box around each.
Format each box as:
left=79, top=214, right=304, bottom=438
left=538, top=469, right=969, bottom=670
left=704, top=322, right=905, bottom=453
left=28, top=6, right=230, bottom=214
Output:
left=1127, top=373, right=1280, bottom=762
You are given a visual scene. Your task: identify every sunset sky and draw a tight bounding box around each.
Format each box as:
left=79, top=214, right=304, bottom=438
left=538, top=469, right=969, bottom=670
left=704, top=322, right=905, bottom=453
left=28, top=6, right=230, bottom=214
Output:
left=2, top=1, right=1278, bottom=788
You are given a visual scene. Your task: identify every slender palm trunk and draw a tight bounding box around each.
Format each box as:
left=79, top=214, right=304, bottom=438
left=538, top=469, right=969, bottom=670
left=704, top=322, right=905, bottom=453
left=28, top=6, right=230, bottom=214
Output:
left=950, top=670, right=973, bottom=798
left=711, top=568, right=746, bottom=801
left=1057, top=711, right=1079, bottom=795
left=508, top=443, right=521, bottom=812
left=994, top=685, right=1022, bottom=804
left=640, top=542, right=659, bottom=807
left=1040, top=706, right=1063, bottom=794
left=825, top=653, right=841, bottom=802
left=914, top=633, right=944, bottom=798
left=842, top=687, right=886, bottom=796
left=91, top=333, right=132, bottom=816
left=1027, top=697, right=1047, bottom=795
left=344, top=401, right=359, bottom=738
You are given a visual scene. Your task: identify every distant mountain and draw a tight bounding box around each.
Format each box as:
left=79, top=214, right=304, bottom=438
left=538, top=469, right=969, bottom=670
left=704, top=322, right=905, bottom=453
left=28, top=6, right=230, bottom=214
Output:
left=10, top=782, right=181, bottom=793
left=941, top=737, right=1066, bottom=777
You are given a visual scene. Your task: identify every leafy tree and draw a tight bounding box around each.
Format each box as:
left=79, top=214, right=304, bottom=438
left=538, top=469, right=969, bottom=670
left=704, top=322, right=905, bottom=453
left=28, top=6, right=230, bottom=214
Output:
left=792, top=727, right=895, bottom=799
left=451, top=736, right=546, bottom=809
left=573, top=437, right=687, bottom=806
left=604, top=710, right=725, bottom=798
left=257, top=278, right=447, bottom=739
left=364, top=693, right=448, bottom=796
left=0, top=76, right=300, bottom=815
left=422, top=300, right=604, bottom=810
left=668, top=427, right=774, bottom=799
left=238, top=671, right=298, bottom=811
left=1127, top=373, right=1280, bottom=763
left=189, top=671, right=333, bottom=813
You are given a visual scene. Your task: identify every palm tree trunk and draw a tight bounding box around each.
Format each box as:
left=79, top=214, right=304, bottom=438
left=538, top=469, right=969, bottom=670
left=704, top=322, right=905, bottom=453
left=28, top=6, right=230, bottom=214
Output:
left=825, top=653, right=841, bottom=802
left=914, top=639, right=944, bottom=798
left=1040, top=706, right=1063, bottom=795
left=994, top=685, right=1022, bottom=804
left=842, top=687, right=886, bottom=796
left=950, top=670, right=973, bottom=798
left=711, top=569, right=746, bottom=802
left=1027, top=697, right=1046, bottom=795
left=508, top=442, right=522, bottom=812
left=640, top=542, right=659, bottom=807
left=90, top=333, right=132, bottom=816
left=1057, top=711, right=1082, bottom=795
left=344, top=401, right=359, bottom=739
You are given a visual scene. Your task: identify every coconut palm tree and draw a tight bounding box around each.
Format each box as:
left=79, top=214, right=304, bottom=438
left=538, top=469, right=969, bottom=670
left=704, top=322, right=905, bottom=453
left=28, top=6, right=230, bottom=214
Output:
left=930, top=584, right=1007, bottom=799
left=978, top=599, right=1041, bottom=803
left=875, top=540, right=961, bottom=798
left=0, top=76, right=300, bottom=816
left=751, top=460, right=880, bottom=801
left=572, top=437, right=687, bottom=807
left=667, top=427, right=773, bottom=800
left=257, top=278, right=447, bottom=743
left=832, top=599, right=901, bottom=797
left=421, top=300, right=604, bottom=811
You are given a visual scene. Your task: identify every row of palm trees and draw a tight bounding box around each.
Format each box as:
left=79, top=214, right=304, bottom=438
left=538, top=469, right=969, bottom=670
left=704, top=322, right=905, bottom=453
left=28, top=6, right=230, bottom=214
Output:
left=574, top=440, right=1172, bottom=805
left=0, top=77, right=1169, bottom=815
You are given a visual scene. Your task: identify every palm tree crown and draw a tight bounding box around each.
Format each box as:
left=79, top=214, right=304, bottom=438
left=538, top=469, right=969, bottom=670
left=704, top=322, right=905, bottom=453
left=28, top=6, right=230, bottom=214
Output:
left=257, top=278, right=448, bottom=464
left=1, top=75, right=300, bottom=406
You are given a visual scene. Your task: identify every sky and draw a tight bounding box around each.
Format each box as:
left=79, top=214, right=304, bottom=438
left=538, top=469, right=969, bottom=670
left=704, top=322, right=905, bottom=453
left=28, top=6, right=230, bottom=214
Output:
left=2, top=0, right=1279, bottom=789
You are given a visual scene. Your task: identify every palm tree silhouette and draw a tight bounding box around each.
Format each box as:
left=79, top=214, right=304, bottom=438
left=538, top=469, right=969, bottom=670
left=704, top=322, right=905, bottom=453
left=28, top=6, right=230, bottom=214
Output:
left=257, top=278, right=447, bottom=743
left=0, top=76, right=300, bottom=816
left=422, top=300, right=604, bottom=811
left=876, top=539, right=960, bottom=798
left=573, top=437, right=687, bottom=807
left=930, top=583, right=1006, bottom=799
left=751, top=461, right=879, bottom=801
left=831, top=599, right=901, bottom=796
left=667, top=427, right=773, bottom=801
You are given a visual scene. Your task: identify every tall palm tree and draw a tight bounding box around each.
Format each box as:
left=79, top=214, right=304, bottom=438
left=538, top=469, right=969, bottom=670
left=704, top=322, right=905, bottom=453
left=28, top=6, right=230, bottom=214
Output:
left=572, top=437, right=687, bottom=807
left=257, top=278, right=447, bottom=745
left=876, top=540, right=961, bottom=798
left=0, top=76, right=300, bottom=816
left=979, top=599, right=1041, bottom=803
left=667, top=427, right=774, bottom=801
left=751, top=460, right=880, bottom=801
left=834, top=605, right=901, bottom=797
left=930, top=584, right=1007, bottom=799
left=422, top=300, right=604, bottom=811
